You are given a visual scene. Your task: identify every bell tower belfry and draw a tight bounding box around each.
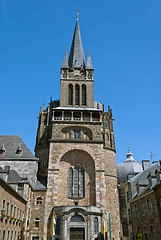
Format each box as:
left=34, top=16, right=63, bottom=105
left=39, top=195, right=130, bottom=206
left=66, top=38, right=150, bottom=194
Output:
left=60, top=19, right=94, bottom=108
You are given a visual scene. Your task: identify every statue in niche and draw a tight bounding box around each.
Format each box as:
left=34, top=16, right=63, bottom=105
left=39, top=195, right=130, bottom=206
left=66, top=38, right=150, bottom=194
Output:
left=88, top=71, right=92, bottom=79
left=63, top=70, right=67, bottom=78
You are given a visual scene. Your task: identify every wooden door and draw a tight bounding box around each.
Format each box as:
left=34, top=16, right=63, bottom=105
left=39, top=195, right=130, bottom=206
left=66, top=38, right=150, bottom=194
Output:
left=70, top=228, right=85, bottom=240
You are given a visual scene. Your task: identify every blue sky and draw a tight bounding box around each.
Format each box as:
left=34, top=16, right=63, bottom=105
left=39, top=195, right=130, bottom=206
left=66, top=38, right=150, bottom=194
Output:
left=1, top=0, right=161, bottom=164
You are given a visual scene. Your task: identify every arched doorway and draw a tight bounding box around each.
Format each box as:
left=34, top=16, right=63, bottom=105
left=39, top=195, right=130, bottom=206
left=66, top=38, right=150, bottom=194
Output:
left=70, top=214, right=85, bottom=240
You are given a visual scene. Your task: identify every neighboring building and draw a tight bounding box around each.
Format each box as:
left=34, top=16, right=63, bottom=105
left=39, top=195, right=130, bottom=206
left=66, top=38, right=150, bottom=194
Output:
left=0, top=135, right=46, bottom=240
left=130, top=181, right=161, bottom=240
left=117, top=149, right=143, bottom=240
left=117, top=149, right=161, bottom=240
left=35, top=17, right=121, bottom=240
left=0, top=135, right=38, bottom=185
left=0, top=176, right=26, bottom=240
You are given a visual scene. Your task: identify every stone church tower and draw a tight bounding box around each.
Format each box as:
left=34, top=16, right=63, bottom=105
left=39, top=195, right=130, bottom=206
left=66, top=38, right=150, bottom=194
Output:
left=35, top=17, right=121, bottom=240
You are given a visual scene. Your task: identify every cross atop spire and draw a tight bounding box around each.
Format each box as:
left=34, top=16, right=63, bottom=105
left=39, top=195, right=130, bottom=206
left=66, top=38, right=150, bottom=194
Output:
left=75, top=7, right=80, bottom=20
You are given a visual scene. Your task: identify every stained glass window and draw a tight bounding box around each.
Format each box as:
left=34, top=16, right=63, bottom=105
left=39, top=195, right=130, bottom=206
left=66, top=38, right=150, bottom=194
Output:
left=74, top=165, right=79, bottom=197
left=70, top=214, right=84, bottom=222
left=69, top=165, right=85, bottom=198
left=69, top=168, right=73, bottom=197
left=80, top=168, right=85, bottom=197
left=94, top=217, right=98, bottom=235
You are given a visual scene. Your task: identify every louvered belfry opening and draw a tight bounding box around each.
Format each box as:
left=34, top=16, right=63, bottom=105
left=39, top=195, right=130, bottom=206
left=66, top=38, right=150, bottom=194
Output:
left=82, top=84, right=86, bottom=106
left=68, top=84, right=73, bottom=105
left=75, top=84, right=80, bottom=105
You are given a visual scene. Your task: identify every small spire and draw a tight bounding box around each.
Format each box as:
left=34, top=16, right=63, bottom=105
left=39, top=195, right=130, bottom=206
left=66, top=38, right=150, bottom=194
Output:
left=125, top=148, right=134, bottom=161
left=50, top=93, right=52, bottom=103
left=61, top=47, right=69, bottom=69
left=128, top=145, right=130, bottom=153
left=86, top=48, right=94, bottom=70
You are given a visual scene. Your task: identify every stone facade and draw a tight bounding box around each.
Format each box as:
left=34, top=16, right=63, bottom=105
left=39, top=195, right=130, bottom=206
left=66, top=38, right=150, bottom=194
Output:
left=34, top=18, right=121, bottom=240
left=130, top=189, right=160, bottom=240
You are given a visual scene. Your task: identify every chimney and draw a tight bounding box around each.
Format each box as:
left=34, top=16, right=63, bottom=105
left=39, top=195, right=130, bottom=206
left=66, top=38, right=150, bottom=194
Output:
left=152, top=161, right=158, bottom=165
left=142, top=160, right=150, bottom=170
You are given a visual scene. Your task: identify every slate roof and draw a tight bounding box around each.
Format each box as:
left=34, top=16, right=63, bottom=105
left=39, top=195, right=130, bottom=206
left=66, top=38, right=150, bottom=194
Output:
left=130, top=162, right=160, bottom=198
left=0, top=135, right=37, bottom=160
left=7, top=170, right=22, bottom=184
left=68, top=19, right=86, bottom=69
left=33, top=180, right=46, bottom=191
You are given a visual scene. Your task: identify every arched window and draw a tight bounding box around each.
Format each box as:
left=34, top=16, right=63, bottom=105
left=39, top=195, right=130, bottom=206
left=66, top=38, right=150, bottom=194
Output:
left=80, top=168, right=85, bottom=197
left=82, top=84, right=86, bottom=106
left=68, top=165, right=85, bottom=198
left=147, top=200, right=152, bottom=214
left=69, top=168, right=73, bottom=197
left=35, top=218, right=40, bottom=228
left=68, top=84, right=73, bottom=105
left=71, top=215, right=84, bottom=222
left=94, top=217, right=98, bottom=235
left=75, top=84, right=80, bottom=105
left=74, top=165, right=79, bottom=197
left=36, top=197, right=43, bottom=205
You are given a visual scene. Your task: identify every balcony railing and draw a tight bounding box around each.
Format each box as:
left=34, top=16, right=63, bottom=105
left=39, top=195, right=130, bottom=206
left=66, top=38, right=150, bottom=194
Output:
left=52, top=117, right=101, bottom=122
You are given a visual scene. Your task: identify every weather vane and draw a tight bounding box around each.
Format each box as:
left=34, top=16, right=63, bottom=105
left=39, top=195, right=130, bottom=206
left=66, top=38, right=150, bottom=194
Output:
left=75, top=7, right=80, bottom=20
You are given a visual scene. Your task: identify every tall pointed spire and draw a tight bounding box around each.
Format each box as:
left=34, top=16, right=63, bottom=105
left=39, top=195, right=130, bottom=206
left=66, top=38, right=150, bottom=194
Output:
left=86, top=48, right=94, bottom=70
left=61, top=47, right=69, bottom=68
left=68, top=19, right=86, bottom=69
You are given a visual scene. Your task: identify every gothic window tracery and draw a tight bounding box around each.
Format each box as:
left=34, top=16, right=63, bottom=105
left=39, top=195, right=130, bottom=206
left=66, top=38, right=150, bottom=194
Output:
left=68, top=84, right=73, bottom=105
left=82, top=84, right=86, bottom=106
left=69, top=168, right=73, bottom=197
left=75, top=84, right=80, bottom=105
left=68, top=165, right=85, bottom=198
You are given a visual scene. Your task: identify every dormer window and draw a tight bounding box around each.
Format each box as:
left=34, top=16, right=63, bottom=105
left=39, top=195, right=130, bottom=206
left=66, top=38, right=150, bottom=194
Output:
left=0, top=144, right=6, bottom=155
left=16, top=144, right=22, bottom=155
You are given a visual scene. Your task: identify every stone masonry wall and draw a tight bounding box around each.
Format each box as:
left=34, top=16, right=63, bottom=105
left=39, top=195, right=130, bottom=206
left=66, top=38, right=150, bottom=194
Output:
left=0, top=160, right=38, bottom=185
left=42, top=142, right=121, bottom=239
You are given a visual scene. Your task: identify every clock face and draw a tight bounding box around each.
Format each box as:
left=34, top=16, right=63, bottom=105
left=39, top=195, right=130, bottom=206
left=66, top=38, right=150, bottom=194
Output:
left=74, top=70, right=81, bottom=76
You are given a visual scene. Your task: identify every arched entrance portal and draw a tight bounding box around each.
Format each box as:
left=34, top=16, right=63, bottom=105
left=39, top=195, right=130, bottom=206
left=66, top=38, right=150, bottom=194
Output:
left=52, top=206, right=102, bottom=240
left=70, top=214, right=85, bottom=240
